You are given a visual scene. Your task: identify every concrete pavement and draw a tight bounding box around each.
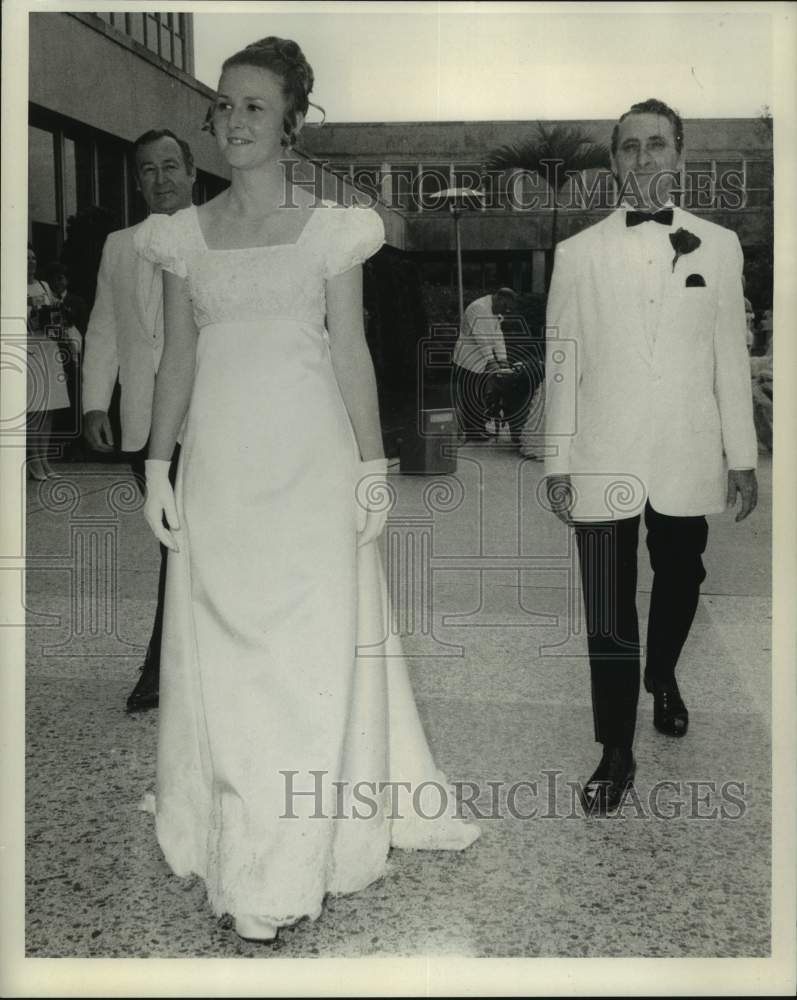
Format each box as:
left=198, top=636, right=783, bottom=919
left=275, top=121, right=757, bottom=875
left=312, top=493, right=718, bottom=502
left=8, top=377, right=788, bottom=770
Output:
left=23, top=443, right=772, bottom=959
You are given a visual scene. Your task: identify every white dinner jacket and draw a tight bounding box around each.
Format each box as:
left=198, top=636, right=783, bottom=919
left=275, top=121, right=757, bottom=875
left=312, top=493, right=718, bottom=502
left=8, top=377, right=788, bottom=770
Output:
left=82, top=222, right=164, bottom=453
left=544, top=206, right=757, bottom=521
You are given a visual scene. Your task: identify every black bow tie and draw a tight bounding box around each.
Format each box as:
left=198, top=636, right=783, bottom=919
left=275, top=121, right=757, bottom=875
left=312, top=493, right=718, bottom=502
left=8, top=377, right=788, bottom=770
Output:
left=626, top=208, right=674, bottom=228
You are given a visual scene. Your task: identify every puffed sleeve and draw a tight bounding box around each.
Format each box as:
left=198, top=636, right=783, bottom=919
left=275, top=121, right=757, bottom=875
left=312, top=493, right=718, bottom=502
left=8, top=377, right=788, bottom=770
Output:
left=133, top=209, right=190, bottom=279
left=324, top=205, right=385, bottom=278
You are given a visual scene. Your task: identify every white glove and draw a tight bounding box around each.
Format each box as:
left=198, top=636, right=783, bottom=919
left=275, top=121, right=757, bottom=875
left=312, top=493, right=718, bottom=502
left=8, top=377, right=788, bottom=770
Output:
left=355, top=457, right=392, bottom=548
left=143, top=459, right=180, bottom=551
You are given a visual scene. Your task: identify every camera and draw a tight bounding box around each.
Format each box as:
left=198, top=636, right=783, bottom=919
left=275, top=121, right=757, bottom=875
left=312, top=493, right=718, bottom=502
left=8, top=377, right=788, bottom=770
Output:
left=29, top=303, right=64, bottom=338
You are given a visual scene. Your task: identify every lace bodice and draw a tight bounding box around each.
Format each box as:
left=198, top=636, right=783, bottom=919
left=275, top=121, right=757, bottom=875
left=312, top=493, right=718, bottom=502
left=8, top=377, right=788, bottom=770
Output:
left=134, top=202, right=385, bottom=330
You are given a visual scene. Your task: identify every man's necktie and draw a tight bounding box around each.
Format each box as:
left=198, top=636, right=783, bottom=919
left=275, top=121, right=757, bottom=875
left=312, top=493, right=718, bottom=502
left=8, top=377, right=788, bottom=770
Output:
left=625, top=208, right=674, bottom=228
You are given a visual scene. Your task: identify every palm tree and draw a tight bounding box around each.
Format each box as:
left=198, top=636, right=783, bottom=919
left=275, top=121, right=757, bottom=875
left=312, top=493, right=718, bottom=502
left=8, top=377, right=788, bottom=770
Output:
left=485, top=123, right=611, bottom=281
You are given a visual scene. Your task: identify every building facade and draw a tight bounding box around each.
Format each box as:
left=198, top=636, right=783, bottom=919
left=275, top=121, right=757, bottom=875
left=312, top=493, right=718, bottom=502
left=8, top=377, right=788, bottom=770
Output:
left=29, top=12, right=773, bottom=298
left=27, top=14, right=774, bottom=450
left=299, top=118, right=773, bottom=296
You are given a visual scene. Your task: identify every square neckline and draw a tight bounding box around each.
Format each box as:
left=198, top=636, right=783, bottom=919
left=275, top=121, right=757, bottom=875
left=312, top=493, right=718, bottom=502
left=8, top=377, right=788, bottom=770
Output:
left=190, top=202, right=323, bottom=253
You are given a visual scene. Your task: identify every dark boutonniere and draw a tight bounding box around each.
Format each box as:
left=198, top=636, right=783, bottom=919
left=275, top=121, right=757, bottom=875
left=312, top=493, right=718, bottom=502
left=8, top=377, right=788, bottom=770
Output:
left=669, top=228, right=701, bottom=272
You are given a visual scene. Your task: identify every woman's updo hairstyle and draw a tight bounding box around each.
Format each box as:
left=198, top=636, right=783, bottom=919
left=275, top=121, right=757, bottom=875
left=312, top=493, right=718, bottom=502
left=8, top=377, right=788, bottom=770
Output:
left=220, top=36, right=320, bottom=147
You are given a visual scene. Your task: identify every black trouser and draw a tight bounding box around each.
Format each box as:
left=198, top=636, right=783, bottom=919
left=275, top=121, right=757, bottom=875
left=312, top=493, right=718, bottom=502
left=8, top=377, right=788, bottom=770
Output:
left=573, top=501, right=709, bottom=747
left=128, top=442, right=181, bottom=674
left=451, top=364, right=489, bottom=438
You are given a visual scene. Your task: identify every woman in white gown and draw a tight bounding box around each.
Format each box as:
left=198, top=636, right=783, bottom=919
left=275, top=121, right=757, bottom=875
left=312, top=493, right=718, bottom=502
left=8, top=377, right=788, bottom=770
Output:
left=137, top=36, right=478, bottom=943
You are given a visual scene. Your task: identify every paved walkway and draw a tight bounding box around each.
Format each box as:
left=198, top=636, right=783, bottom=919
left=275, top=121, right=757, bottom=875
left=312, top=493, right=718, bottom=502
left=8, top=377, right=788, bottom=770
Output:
left=22, top=444, right=772, bottom=962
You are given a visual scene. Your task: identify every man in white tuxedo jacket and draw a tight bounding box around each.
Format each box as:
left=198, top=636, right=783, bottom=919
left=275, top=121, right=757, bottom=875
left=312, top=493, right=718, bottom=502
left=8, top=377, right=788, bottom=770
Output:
left=544, top=99, right=758, bottom=815
left=82, top=129, right=196, bottom=712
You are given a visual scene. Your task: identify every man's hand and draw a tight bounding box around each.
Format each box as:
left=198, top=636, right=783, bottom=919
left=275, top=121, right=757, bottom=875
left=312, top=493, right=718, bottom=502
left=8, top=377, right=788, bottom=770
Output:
left=546, top=474, right=574, bottom=525
left=84, top=409, right=115, bottom=452
left=726, top=469, right=758, bottom=522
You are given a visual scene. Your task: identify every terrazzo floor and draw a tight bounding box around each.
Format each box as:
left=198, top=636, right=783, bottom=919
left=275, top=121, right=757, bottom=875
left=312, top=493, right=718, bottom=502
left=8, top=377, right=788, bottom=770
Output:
left=21, top=443, right=774, bottom=965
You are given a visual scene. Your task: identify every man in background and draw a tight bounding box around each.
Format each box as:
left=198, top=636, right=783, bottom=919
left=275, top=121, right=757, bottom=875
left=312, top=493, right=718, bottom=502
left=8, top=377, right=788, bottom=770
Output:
left=82, top=129, right=196, bottom=712
left=451, top=287, right=518, bottom=441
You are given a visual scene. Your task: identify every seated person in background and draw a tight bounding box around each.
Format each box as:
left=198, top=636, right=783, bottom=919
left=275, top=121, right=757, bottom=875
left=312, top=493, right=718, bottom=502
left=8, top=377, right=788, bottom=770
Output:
left=741, top=276, right=755, bottom=353
left=749, top=330, right=773, bottom=454
left=759, top=308, right=773, bottom=355
left=42, top=261, right=86, bottom=456
left=27, top=246, right=70, bottom=479
left=42, top=262, right=89, bottom=337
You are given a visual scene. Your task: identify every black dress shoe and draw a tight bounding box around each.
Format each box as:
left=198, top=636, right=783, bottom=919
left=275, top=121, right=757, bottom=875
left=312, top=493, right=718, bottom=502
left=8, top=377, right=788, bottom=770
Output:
left=126, top=663, right=160, bottom=713
left=644, top=671, right=688, bottom=737
left=579, top=746, right=636, bottom=817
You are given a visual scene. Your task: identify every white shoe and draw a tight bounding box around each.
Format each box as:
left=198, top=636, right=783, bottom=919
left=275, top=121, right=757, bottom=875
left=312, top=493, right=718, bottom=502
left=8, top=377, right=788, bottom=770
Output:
left=391, top=813, right=481, bottom=851
left=233, top=915, right=278, bottom=943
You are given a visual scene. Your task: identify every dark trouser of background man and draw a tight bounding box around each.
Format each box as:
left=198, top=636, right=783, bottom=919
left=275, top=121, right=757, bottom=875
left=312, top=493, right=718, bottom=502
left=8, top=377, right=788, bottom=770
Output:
left=452, top=363, right=492, bottom=441
left=572, top=502, right=708, bottom=809
left=498, top=360, right=541, bottom=445
left=126, top=442, right=181, bottom=712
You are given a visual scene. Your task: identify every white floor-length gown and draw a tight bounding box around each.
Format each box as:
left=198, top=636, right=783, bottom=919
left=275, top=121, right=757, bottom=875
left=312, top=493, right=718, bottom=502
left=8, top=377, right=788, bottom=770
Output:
left=135, top=203, right=479, bottom=926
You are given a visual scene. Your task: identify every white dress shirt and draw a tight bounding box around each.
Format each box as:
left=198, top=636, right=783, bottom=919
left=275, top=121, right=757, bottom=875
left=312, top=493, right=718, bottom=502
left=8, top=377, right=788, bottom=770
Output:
left=621, top=201, right=676, bottom=342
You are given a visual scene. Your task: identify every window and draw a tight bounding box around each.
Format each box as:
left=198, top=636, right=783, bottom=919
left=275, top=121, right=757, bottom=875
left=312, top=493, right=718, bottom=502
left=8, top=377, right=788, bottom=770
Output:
left=482, top=260, right=498, bottom=288
left=682, top=159, right=766, bottom=210
left=417, top=164, right=451, bottom=212
left=461, top=261, right=482, bottom=287
left=29, top=126, right=57, bottom=225
left=683, top=160, right=713, bottom=209
left=422, top=259, right=455, bottom=287
left=160, top=17, right=173, bottom=63
left=384, top=164, right=419, bottom=212
left=93, top=11, right=192, bottom=72
left=97, top=142, right=127, bottom=228
left=127, top=12, right=145, bottom=45
left=28, top=125, right=59, bottom=262
left=715, top=160, right=745, bottom=210
left=145, top=14, right=160, bottom=54
left=452, top=164, right=484, bottom=191
left=566, top=169, right=614, bottom=211
left=481, top=167, right=511, bottom=210
left=349, top=165, right=382, bottom=203
left=745, top=160, right=773, bottom=208
left=172, top=14, right=185, bottom=70
left=63, top=136, right=94, bottom=220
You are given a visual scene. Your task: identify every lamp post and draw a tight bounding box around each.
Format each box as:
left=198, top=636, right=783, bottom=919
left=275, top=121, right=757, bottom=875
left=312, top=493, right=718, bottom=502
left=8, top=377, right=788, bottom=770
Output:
left=439, top=187, right=485, bottom=329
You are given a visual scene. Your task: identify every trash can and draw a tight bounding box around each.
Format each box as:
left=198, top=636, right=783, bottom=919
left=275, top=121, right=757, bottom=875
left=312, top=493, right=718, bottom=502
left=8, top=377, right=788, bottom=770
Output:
left=399, top=407, right=458, bottom=475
